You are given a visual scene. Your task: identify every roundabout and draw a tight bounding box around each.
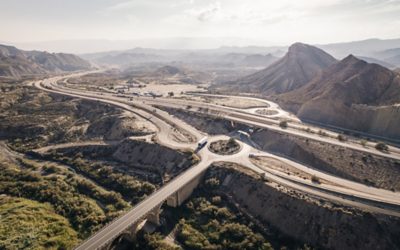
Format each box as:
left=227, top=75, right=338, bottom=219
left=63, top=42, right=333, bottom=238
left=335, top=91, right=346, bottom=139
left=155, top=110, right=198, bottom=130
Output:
left=208, top=138, right=241, bottom=155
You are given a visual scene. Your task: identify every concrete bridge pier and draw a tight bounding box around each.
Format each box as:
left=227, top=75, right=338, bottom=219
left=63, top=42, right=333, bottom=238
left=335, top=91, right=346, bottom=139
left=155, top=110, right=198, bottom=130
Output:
left=167, top=171, right=206, bottom=207
left=147, top=203, right=163, bottom=226
left=95, top=170, right=207, bottom=250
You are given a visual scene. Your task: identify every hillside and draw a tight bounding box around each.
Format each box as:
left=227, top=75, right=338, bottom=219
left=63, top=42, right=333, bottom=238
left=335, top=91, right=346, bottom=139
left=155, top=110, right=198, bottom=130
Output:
left=0, top=44, right=91, bottom=79
left=217, top=43, right=337, bottom=95
left=278, top=55, right=400, bottom=139
left=318, top=38, right=400, bottom=58
left=0, top=196, right=79, bottom=249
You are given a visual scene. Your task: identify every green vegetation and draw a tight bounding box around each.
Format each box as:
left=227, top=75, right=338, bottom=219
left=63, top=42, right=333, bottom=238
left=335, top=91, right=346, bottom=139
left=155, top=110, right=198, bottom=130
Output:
left=138, top=173, right=277, bottom=250
left=44, top=153, right=156, bottom=203
left=175, top=196, right=273, bottom=250
left=0, top=160, right=130, bottom=238
left=228, top=137, right=236, bottom=145
left=279, top=121, right=288, bottom=129
left=360, top=139, right=367, bottom=147
left=0, top=86, right=122, bottom=152
left=375, top=142, right=389, bottom=152
left=0, top=195, right=79, bottom=250
left=337, top=134, right=347, bottom=142
left=135, top=232, right=181, bottom=250
left=208, top=139, right=241, bottom=155
left=311, top=175, right=320, bottom=184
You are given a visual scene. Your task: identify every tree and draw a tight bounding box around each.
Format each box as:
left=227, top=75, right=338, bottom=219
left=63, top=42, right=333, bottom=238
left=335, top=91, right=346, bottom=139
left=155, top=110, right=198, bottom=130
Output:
left=311, top=175, right=320, bottom=184
left=375, top=142, right=389, bottom=152
left=228, top=138, right=236, bottom=146
left=279, top=121, right=288, bottom=128
left=337, top=134, right=347, bottom=142
left=360, top=139, right=367, bottom=147
left=168, top=91, right=174, bottom=97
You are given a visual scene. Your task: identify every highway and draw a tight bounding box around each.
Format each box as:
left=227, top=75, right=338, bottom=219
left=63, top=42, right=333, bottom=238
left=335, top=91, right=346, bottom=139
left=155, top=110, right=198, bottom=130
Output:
left=32, top=73, right=400, bottom=249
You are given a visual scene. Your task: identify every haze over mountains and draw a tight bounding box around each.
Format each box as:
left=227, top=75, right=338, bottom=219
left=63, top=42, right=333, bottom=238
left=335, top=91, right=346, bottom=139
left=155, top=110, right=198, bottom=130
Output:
left=1, top=37, right=400, bottom=139
left=69, top=38, right=400, bottom=75
left=213, top=42, right=400, bottom=140
left=82, top=48, right=279, bottom=70
left=0, top=44, right=91, bottom=79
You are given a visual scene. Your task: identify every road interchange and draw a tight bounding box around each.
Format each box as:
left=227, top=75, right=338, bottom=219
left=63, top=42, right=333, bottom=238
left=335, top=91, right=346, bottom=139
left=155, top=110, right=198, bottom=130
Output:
left=31, top=73, right=400, bottom=249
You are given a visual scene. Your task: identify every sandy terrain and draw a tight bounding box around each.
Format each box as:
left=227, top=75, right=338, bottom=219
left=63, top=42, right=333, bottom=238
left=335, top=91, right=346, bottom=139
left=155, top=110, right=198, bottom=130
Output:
left=176, top=95, right=269, bottom=109
left=122, top=83, right=208, bottom=97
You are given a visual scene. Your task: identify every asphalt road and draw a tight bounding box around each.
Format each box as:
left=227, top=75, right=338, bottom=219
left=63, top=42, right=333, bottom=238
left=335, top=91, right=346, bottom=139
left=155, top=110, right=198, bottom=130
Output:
left=32, top=74, right=400, bottom=249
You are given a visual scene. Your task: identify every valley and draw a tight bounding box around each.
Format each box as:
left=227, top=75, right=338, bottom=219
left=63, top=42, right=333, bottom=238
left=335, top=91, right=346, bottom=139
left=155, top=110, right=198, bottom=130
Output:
left=1, top=34, right=400, bottom=250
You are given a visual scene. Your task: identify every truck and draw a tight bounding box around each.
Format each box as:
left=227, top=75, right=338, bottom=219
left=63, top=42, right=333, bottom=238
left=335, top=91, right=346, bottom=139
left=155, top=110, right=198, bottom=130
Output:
left=197, top=137, right=208, bottom=149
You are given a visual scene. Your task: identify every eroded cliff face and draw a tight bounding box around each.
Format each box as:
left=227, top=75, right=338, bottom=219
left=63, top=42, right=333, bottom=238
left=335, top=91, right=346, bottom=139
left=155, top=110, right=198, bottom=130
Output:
left=277, top=55, right=400, bottom=140
left=206, top=164, right=400, bottom=250
left=296, top=102, right=400, bottom=140
left=112, top=139, right=197, bottom=176
left=158, top=108, right=400, bottom=191
left=250, top=129, right=400, bottom=191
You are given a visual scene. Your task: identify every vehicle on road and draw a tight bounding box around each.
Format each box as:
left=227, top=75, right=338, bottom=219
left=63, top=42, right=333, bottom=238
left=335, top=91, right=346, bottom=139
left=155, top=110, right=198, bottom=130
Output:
left=198, top=137, right=208, bottom=149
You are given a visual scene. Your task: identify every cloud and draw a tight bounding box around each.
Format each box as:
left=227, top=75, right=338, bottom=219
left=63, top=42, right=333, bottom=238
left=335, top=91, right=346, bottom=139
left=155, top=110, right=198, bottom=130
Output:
left=194, top=2, right=221, bottom=22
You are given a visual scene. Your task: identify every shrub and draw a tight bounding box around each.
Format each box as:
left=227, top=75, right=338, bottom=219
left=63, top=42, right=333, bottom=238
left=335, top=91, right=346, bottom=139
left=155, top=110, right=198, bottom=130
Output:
left=337, top=134, right=347, bottom=142
left=375, top=142, right=389, bottom=152
left=228, top=138, right=236, bottom=146
left=279, top=121, right=288, bottom=128
left=205, top=178, right=220, bottom=188
left=311, top=175, right=320, bottom=184
left=360, top=140, right=367, bottom=147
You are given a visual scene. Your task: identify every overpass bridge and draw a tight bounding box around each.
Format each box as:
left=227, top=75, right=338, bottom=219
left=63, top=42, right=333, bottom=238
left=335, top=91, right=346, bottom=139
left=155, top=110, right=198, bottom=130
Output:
left=75, top=159, right=209, bottom=250
left=35, top=75, right=400, bottom=249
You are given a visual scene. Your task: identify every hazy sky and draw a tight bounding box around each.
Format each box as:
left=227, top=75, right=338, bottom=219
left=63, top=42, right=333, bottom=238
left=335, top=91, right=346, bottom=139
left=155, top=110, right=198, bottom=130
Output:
left=1, top=0, right=400, bottom=47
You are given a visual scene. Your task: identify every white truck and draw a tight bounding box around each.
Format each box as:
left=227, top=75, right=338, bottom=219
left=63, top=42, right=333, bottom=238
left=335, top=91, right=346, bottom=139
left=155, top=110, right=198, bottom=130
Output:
left=197, top=137, right=208, bottom=149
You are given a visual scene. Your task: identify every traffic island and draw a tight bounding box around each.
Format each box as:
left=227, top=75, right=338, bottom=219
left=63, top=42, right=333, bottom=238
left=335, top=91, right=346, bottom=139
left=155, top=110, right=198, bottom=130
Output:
left=208, top=138, right=241, bottom=155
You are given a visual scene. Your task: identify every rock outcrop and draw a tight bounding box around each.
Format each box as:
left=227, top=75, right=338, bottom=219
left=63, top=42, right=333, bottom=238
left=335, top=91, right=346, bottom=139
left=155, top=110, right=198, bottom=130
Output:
left=218, top=43, right=337, bottom=95
left=278, top=55, right=400, bottom=139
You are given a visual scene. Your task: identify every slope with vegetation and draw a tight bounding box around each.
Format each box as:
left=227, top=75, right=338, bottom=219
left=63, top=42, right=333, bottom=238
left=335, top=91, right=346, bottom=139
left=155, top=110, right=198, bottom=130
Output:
left=0, top=44, right=91, bottom=79
left=0, top=195, right=79, bottom=250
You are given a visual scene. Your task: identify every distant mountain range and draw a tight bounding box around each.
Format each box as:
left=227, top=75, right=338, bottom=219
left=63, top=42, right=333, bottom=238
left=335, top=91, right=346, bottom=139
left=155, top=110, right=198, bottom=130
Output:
left=76, top=38, right=400, bottom=70
left=0, top=44, right=91, bottom=79
left=81, top=48, right=279, bottom=69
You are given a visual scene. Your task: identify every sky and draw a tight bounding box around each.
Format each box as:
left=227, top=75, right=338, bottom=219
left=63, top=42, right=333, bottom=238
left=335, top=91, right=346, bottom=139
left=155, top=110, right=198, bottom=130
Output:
left=1, top=0, right=400, bottom=51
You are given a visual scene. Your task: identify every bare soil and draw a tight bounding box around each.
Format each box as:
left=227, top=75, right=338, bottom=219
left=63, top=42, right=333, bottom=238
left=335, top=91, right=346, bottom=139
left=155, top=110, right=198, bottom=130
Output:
left=206, top=162, right=400, bottom=250
left=159, top=107, right=400, bottom=191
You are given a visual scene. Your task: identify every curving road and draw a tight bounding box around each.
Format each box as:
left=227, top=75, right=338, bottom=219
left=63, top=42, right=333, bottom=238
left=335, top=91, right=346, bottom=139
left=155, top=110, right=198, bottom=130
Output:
left=31, top=73, right=400, bottom=250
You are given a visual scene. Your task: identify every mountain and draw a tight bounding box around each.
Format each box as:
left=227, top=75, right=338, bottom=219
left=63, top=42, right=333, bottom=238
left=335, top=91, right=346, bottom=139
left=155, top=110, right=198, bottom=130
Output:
left=318, top=38, right=400, bottom=59
left=154, top=65, right=182, bottom=76
left=357, top=56, right=395, bottom=69
left=371, top=48, right=400, bottom=67
left=217, top=43, right=337, bottom=95
left=0, top=44, right=91, bottom=79
left=278, top=55, right=400, bottom=139
left=386, top=54, right=400, bottom=67
left=241, top=54, right=278, bottom=67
